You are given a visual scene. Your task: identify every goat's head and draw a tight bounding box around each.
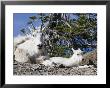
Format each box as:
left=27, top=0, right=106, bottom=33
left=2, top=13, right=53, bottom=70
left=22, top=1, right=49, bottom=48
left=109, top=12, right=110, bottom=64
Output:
left=71, top=48, right=84, bottom=64
left=31, top=31, right=44, bottom=50
left=72, top=48, right=83, bottom=56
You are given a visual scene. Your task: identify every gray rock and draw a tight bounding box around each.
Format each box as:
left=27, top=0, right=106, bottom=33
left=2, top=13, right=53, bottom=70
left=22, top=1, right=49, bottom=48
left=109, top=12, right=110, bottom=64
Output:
left=13, top=61, right=97, bottom=75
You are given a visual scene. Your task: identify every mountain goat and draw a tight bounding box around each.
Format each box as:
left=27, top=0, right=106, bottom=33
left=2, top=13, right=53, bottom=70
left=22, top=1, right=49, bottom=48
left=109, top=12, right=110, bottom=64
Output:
left=42, top=48, right=83, bottom=67
left=14, top=31, right=47, bottom=63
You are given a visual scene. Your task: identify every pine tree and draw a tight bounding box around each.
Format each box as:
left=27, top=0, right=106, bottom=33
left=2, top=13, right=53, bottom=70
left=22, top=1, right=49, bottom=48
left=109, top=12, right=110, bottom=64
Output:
left=20, top=13, right=97, bottom=58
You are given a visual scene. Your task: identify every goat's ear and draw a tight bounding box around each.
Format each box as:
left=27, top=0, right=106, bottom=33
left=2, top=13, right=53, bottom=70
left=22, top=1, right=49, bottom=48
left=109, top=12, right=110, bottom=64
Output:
left=78, top=48, right=81, bottom=51
left=78, top=48, right=83, bottom=53
left=72, top=48, right=75, bottom=52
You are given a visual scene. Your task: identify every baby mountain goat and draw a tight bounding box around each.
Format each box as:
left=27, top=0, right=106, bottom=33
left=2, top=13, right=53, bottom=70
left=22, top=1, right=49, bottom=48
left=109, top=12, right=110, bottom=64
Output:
left=42, top=48, right=83, bottom=67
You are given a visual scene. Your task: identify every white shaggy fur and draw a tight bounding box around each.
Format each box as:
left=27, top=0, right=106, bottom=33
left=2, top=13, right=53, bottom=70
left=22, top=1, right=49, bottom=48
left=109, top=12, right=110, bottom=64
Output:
left=14, top=48, right=31, bottom=63
left=14, top=35, right=28, bottom=52
left=34, top=56, right=47, bottom=64
left=42, top=60, right=53, bottom=66
left=14, top=30, right=41, bottom=51
left=17, top=36, right=42, bottom=56
left=14, top=32, right=45, bottom=63
left=49, top=48, right=83, bottom=67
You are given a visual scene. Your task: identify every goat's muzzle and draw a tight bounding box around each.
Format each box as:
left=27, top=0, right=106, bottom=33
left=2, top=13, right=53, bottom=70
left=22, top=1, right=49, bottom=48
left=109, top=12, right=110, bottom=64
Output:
left=37, top=44, right=43, bottom=49
left=82, top=58, right=85, bottom=61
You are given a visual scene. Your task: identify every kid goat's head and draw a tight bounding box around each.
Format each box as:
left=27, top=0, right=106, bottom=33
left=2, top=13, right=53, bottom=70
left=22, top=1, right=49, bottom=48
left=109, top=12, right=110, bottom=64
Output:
left=72, top=48, right=83, bottom=56
left=72, top=48, right=85, bottom=62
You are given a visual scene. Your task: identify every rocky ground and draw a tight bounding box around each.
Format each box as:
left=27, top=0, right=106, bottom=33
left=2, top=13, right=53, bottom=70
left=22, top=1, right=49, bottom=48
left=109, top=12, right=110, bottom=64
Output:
left=13, top=61, right=97, bottom=75
left=13, top=49, right=97, bottom=75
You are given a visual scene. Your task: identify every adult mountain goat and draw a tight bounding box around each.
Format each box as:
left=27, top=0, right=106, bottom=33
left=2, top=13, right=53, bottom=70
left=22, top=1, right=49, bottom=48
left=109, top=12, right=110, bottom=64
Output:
left=14, top=31, right=47, bottom=63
